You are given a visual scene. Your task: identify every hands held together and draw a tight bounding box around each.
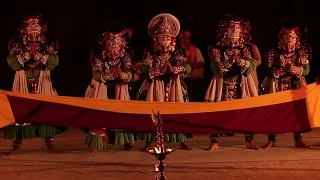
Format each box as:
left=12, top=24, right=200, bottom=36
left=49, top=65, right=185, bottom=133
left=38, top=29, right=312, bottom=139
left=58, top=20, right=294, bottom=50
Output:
left=112, top=66, right=123, bottom=79
left=274, top=63, right=302, bottom=77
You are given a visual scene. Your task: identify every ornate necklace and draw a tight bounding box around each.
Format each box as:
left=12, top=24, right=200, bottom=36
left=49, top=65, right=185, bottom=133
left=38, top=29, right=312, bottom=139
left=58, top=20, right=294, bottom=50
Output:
left=225, top=48, right=240, bottom=56
left=106, top=58, right=121, bottom=66
left=283, top=51, right=295, bottom=58
left=158, top=53, right=171, bottom=61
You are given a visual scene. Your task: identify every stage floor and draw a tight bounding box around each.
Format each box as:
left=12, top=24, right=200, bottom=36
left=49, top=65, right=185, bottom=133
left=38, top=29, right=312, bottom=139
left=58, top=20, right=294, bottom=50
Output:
left=1, top=128, right=320, bottom=180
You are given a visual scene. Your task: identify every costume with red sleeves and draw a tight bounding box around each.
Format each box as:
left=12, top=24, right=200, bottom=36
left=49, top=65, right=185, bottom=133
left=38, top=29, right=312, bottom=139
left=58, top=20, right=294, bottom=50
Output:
left=261, top=17, right=312, bottom=143
left=84, top=24, right=136, bottom=150
left=137, top=13, right=193, bottom=144
left=3, top=13, right=67, bottom=152
left=205, top=15, right=259, bottom=145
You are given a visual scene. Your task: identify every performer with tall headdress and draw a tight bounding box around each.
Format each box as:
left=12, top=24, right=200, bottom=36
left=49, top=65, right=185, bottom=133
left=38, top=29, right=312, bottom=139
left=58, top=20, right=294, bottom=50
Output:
left=137, top=13, right=193, bottom=151
left=205, top=14, right=261, bottom=151
left=84, top=22, right=136, bottom=153
left=3, top=12, right=66, bottom=155
left=261, top=17, right=312, bottom=149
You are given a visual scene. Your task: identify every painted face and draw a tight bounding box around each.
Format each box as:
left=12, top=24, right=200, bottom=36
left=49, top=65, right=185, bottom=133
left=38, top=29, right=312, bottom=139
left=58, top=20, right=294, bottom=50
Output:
left=156, top=33, right=173, bottom=53
left=226, top=22, right=241, bottom=39
left=104, top=33, right=126, bottom=60
left=280, top=29, right=298, bottom=52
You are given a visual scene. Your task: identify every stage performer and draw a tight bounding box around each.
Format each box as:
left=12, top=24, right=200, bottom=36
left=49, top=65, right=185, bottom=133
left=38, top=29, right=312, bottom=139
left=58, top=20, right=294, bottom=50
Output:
left=137, top=13, right=193, bottom=152
left=205, top=14, right=261, bottom=151
left=261, top=17, right=312, bottom=149
left=177, top=29, right=206, bottom=102
left=177, top=29, right=205, bottom=80
left=3, top=12, right=66, bottom=155
left=84, top=22, right=136, bottom=153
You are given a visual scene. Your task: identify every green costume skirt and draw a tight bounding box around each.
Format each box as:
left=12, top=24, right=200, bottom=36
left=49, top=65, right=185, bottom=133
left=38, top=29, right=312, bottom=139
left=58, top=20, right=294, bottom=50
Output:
left=3, top=124, right=67, bottom=139
left=84, top=129, right=136, bottom=150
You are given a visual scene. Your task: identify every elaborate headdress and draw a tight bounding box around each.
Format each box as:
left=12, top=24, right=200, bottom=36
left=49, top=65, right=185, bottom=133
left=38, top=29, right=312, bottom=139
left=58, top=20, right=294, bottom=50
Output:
left=148, top=13, right=180, bottom=52
left=272, top=17, right=312, bottom=60
left=8, top=12, right=58, bottom=55
left=148, top=13, right=180, bottom=40
left=96, top=22, right=128, bottom=60
left=96, top=22, right=127, bottom=47
left=19, top=12, right=48, bottom=44
left=104, top=32, right=126, bottom=46
left=216, top=14, right=251, bottom=46
left=274, top=17, right=304, bottom=50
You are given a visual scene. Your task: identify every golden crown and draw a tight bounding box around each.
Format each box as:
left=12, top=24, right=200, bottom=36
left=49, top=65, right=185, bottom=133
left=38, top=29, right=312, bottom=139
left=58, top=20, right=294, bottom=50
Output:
left=148, top=13, right=180, bottom=38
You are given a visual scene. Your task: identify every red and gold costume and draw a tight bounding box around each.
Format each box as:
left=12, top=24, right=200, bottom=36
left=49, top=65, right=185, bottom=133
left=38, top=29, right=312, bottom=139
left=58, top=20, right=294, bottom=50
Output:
left=137, top=13, right=193, bottom=151
left=261, top=17, right=312, bottom=149
left=3, top=13, right=66, bottom=155
left=205, top=14, right=261, bottom=151
left=84, top=23, right=136, bottom=152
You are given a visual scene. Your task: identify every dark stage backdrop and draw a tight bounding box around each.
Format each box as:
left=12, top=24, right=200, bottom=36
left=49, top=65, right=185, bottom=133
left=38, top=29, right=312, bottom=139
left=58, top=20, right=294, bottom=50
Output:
left=0, top=0, right=317, bottom=97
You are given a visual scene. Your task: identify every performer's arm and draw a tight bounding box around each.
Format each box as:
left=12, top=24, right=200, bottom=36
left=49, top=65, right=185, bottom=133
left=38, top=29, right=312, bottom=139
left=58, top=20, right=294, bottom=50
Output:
left=209, top=47, right=229, bottom=76
left=264, top=50, right=283, bottom=78
left=93, top=69, right=117, bottom=83
left=7, top=53, right=24, bottom=71
left=91, top=59, right=115, bottom=83
left=140, top=63, right=150, bottom=78
left=290, top=47, right=311, bottom=78
left=142, top=57, right=166, bottom=79
left=210, top=61, right=227, bottom=76
left=173, top=62, right=191, bottom=76
left=237, top=58, right=258, bottom=76
left=290, top=62, right=310, bottom=78
left=43, top=54, right=59, bottom=71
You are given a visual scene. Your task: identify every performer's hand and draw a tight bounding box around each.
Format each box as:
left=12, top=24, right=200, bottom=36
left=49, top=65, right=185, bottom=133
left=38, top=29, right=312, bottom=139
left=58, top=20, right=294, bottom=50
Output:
left=117, top=67, right=123, bottom=78
left=28, top=49, right=34, bottom=57
left=29, top=43, right=38, bottom=57
left=160, top=62, right=168, bottom=73
left=166, top=60, right=174, bottom=73
left=112, top=71, right=118, bottom=79
left=274, top=68, right=283, bottom=77
left=112, top=68, right=119, bottom=79
left=234, top=55, right=241, bottom=64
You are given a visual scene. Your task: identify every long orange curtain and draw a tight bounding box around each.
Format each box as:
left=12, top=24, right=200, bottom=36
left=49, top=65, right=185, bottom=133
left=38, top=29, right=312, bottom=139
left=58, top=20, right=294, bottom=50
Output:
left=1, top=83, right=320, bottom=133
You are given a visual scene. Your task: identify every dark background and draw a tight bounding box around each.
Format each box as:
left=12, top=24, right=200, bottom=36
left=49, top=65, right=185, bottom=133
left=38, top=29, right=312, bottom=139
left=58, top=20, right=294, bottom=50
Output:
left=0, top=0, right=317, bottom=97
